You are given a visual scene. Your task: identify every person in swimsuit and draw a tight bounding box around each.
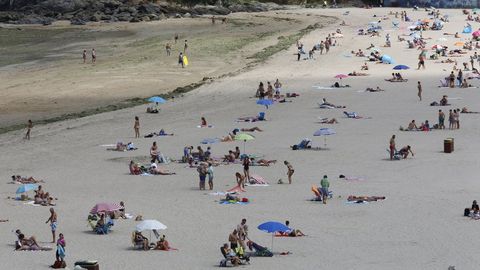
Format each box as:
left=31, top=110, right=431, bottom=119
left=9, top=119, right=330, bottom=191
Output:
left=201, top=117, right=207, bottom=127
left=82, top=49, right=87, bottom=63
left=284, top=220, right=305, bottom=236
left=243, top=157, right=250, bottom=183
left=389, top=135, right=396, bottom=160
left=174, top=33, right=178, bottom=43
left=284, top=161, right=294, bottom=184
left=178, top=52, right=184, bottom=68
left=184, top=40, right=188, bottom=53
left=91, top=48, right=96, bottom=64
left=150, top=142, right=161, bottom=163
left=165, top=43, right=171, bottom=56
left=399, top=145, right=414, bottom=158
left=56, top=233, right=66, bottom=262
left=207, top=162, right=214, bottom=190
left=45, top=207, right=57, bottom=243
left=417, top=81, right=422, bottom=101
left=25, top=120, right=33, bottom=140
left=229, top=229, right=239, bottom=249
left=438, top=110, right=445, bottom=129
left=235, top=172, right=245, bottom=189
left=134, top=116, right=140, bottom=138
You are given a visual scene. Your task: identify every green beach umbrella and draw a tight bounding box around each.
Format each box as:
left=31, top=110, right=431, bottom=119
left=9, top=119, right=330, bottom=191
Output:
left=234, top=133, right=255, bottom=154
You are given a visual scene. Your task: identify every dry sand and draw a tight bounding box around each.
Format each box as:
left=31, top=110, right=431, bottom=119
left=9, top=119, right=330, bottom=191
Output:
left=1, top=7, right=480, bottom=270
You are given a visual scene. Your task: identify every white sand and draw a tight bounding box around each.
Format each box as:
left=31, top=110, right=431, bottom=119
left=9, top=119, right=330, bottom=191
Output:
left=2, top=7, right=480, bottom=269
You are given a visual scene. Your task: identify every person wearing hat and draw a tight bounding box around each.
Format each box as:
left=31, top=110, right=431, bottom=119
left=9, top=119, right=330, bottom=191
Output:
left=320, top=175, right=330, bottom=204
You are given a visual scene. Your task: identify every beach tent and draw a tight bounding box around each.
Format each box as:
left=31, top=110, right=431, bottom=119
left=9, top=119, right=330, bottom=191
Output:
left=381, top=55, right=395, bottom=64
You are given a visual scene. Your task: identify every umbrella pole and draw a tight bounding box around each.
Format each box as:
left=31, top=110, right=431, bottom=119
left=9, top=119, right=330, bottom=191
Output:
left=271, top=233, right=274, bottom=252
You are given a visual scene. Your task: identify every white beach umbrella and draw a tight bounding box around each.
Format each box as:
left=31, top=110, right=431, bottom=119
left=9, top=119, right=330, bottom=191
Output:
left=136, top=219, right=167, bottom=232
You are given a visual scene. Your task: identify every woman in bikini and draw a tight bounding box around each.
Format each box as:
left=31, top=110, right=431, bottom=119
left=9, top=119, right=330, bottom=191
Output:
left=134, top=116, right=140, bottom=138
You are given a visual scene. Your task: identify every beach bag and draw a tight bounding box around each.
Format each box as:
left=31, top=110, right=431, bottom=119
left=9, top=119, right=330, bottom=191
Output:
left=464, top=208, right=471, bottom=217
left=51, top=260, right=66, bottom=269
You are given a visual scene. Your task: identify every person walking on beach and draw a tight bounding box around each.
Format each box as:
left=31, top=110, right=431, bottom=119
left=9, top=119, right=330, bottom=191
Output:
left=438, top=110, right=445, bottom=129
left=389, top=135, right=396, bottom=160
left=24, top=120, right=33, bottom=140
left=45, top=207, right=57, bottom=243
left=91, top=48, right=96, bottom=64
left=320, top=175, right=330, bottom=204
left=417, top=51, right=426, bottom=69
left=165, top=43, right=171, bottom=56
left=183, top=40, right=188, bottom=53
left=178, top=52, right=184, bottom=68
left=237, top=218, right=249, bottom=249
left=134, top=116, right=140, bottom=138
left=449, top=71, right=455, bottom=88
left=417, top=81, right=422, bottom=101
left=284, top=161, right=294, bottom=184
left=454, top=109, right=460, bottom=129
left=207, top=162, right=214, bottom=190
left=82, top=49, right=87, bottom=63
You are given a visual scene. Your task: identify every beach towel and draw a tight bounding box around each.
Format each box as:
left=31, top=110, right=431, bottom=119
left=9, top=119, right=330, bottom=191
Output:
left=220, top=201, right=249, bottom=205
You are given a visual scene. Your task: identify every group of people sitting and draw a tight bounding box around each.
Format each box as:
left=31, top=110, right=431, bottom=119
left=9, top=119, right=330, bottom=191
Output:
left=88, top=213, right=115, bottom=234
left=386, top=73, right=407, bottom=82
left=255, top=80, right=282, bottom=99
left=430, top=95, right=449, bottom=106
left=133, top=231, right=175, bottom=251
left=465, top=200, right=480, bottom=219
left=129, top=160, right=176, bottom=175
left=401, top=119, right=433, bottom=131
left=33, top=185, right=56, bottom=206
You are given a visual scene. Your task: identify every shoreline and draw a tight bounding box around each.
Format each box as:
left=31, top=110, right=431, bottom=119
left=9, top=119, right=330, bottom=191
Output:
left=0, top=18, right=334, bottom=135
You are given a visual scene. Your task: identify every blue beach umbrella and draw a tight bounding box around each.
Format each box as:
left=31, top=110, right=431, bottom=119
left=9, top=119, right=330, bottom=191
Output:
left=258, top=221, right=290, bottom=251
left=147, top=96, right=166, bottom=104
left=393, top=65, right=410, bottom=70
left=381, top=55, right=395, bottom=64
left=313, top=128, right=336, bottom=148
left=16, top=184, right=38, bottom=194
left=256, top=99, right=273, bottom=109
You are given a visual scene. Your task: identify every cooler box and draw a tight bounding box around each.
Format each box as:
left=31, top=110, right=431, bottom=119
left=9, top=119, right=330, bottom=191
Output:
left=74, top=261, right=99, bottom=270
left=444, top=138, right=454, bottom=153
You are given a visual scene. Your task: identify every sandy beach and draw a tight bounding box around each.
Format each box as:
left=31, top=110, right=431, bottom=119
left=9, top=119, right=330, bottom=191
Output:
left=2, top=7, right=480, bottom=270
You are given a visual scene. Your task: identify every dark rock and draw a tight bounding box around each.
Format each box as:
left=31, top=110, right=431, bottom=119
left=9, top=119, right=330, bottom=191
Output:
left=70, top=17, right=86, bottom=25
left=90, top=12, right=102, bottom=22
left=115, top=12, right=131, bottom=21
left=101, top=0, right=122, bottom=9
left=129, top=16, right=140, bottom=22
left=0, top=11, right=21, bottom=22
left=39, top=0, right=86, bottom=13
left=16, top=14, right=54, bottom=25
left=138, top=3, right=159, bottom=14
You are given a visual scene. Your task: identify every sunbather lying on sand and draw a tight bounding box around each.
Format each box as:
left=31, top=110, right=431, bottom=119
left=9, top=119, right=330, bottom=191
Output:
left=461, top=107, right=480, bottom=113
left=15, top=231, right=52, bottom=251
left=233, top=127, right=263, bottom=133
left=365, top=87, right=385, bottom=92
left=318, top=118, right=338, bottom=124
left=10, top=175, right=44, bottom=184
left=435, top=58, right=455, bottom=63
left=110, top=142, right=137, bottom=151
left=149, top=163, right=175, bottom=175
left=144, top=129, right=174, bottom=137
left=347, top=195, right=386, bottom=202
left=276, top=221, right=305, bottom=237
left=250, top=158, right=276, bottom=166
left=348, top=71, right=369, bottom=76
left=319, top=98, right=345, bottom=109
left=154, top=235, right=177, bottom=251
left=343, top=111, right=363, bottom=119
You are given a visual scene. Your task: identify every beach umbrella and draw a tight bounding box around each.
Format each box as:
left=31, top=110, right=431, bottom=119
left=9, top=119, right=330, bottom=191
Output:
left=256, top=99, right=273, bottom=109
left=381, top=55, right=394, bottom=64
left=90, top=202, right=122, bottom=214
left=257, top=221, right=290, bottom=251
left=15, top=184, right=38, bottom=194
left=147, top=96, right=166, bottom=104
left=313, top=128, right=336, bottom=148
left=334, top=74, right=348, bottom=86
left=454, top=41, right=465, bottom=46
left=393, top=65, right=410, bottom=70
left=136, top=219, right=167, bottom=241
left=234, top=133, right=255, bottom=154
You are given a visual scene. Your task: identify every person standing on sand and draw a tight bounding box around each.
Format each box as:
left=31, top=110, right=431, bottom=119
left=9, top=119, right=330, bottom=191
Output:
left=389, top=135, right=396, bottom=160
left=91, top=48, right=96, bottom=64
left=197, top=163, right=207, bottom=190
left=417, top=81, right=422, bottom=101
left=174, top=33, right=178, bottom=44
left=45, top=207, right=57, bottom=243
left=320, top=175, right=330, bottom=204
left=134, top=116, right=140, bottom=138
left=243, top=157, right=250, bottom=183
left=165, top=43, right=171, bottom=56
left=184, top=40, right=188, bottom=53
left=207, top=162, right=214, bottom=190
left=325, top=39, right=330, bottom=53
left=82, top=49, right=87, bottom=63
left=417, top=51, right=426, bottom=69
left=55, top=233, right=66, bottom=263
left=284, top=161, right=294, bottom=184
left=438, top=110, right=445, bottom=129
left=237, top=218, right=248, bottom=250
left=25, top=120, right=33, bottom=140
left=448, top=109, right=454, bottom=129
left=178, top=52, right=184, bottom=68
